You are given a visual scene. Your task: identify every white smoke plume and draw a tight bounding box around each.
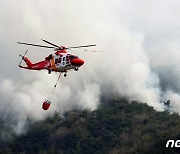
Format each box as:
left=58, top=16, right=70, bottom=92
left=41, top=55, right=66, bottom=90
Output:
left=0, top=0, right=180, bottom=134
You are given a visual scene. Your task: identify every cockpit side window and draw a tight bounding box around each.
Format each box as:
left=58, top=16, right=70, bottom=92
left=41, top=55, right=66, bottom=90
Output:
left=69, top=55, right=74, bottom=60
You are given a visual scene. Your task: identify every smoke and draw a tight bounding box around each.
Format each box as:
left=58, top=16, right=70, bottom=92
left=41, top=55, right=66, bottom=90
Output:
left=0, top=0, right=180, bottom=134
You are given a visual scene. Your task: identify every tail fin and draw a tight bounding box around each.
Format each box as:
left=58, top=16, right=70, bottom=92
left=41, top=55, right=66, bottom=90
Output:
left=19, top=50, right=33, bottom=68
left=22, top=56, right=33, bottom=68
left=19, top=55, right=33, bottom=68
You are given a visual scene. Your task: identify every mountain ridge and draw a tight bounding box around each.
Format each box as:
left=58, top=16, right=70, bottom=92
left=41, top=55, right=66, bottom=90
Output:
left=0, top=97, right=179, bottom=154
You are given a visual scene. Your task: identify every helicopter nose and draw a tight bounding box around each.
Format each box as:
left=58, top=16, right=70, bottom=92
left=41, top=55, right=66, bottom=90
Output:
left=78, top=59, right=84, bottom=66
left=71, top=58, right=84, bottom=66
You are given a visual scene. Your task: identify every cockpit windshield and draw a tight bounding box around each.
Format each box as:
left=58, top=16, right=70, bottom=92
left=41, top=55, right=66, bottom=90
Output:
left=69, top=55, right=78, bottom=60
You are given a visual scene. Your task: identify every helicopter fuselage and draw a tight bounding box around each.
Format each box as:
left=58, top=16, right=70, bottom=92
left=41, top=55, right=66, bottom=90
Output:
left=19, top=50, right=84, bottom=74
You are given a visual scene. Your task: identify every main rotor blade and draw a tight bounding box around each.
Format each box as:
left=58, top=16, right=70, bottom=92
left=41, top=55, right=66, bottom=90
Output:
left=66, top=44, right=96, bottom=49
left=83, top=49, right=102, bottom=52
left=17, top=42, right=54, bottom=48
left=41, top=39, right=60, bottom=48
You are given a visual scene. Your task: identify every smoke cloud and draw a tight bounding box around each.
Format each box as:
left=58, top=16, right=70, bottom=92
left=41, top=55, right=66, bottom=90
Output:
left=0, top=0, right=180, bottom=134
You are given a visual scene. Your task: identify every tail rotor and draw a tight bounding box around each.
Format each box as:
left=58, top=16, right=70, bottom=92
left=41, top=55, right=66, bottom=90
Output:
left=19, top=50, right=28, bottom=66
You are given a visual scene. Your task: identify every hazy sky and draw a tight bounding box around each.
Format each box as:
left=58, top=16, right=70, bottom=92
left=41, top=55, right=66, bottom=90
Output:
left=0, top=0, right=180, bottom=134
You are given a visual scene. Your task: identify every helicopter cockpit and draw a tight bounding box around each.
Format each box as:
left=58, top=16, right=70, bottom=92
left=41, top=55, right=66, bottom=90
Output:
left=69, top=55, right=78, bottom=60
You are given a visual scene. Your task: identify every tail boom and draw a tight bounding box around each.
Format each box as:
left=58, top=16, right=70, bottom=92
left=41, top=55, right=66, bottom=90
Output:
left=19, top=56, right=50, bottom=70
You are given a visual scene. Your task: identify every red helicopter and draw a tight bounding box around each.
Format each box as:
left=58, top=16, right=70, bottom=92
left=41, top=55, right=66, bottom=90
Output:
left=18, top=39, right=96, bottom=110
left=18, top=39, right=96, bottom=77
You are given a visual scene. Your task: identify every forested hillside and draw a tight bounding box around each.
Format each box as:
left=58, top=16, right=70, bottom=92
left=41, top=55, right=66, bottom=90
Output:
left=0, top=97, right=180, bottom=154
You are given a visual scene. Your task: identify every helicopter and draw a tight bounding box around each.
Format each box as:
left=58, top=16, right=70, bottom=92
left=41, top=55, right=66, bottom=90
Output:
left=18, top=39, right=96, bottom=110
left=18, top=39, right=96, bottom=79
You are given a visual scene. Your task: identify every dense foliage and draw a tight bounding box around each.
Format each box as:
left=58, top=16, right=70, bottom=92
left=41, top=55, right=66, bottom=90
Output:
left=0, top=97, right=180, bottom=154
